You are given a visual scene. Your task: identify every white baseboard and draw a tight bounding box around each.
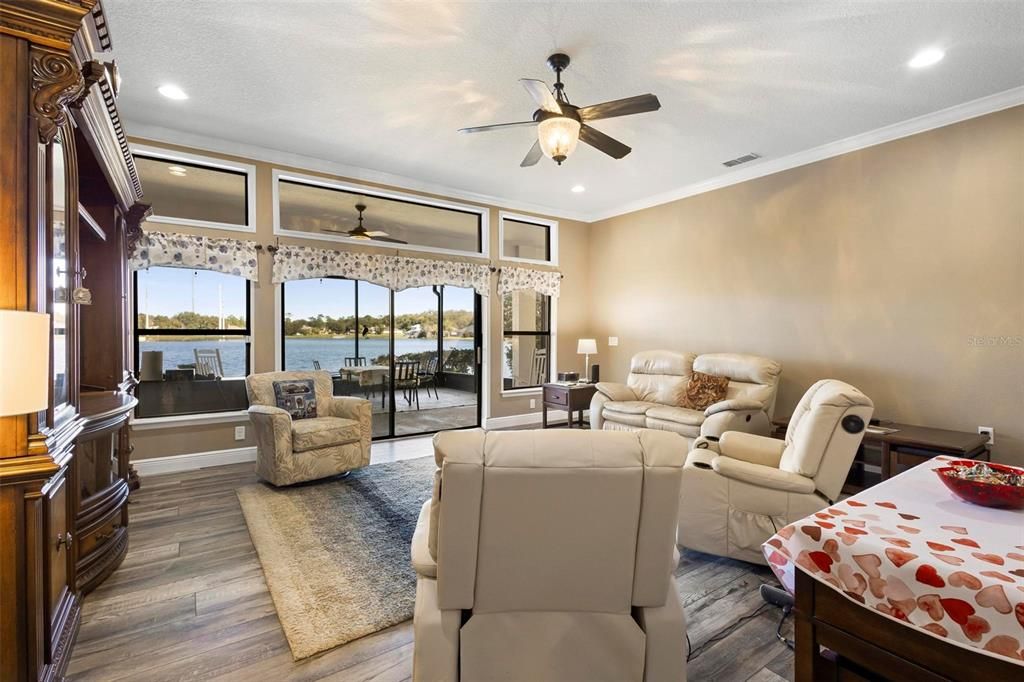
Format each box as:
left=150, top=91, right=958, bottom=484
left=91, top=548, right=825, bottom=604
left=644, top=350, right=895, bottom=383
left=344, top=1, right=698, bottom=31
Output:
left=133, top=446, right=257, bottom=476
left=484, top=409, right=590, bottom=430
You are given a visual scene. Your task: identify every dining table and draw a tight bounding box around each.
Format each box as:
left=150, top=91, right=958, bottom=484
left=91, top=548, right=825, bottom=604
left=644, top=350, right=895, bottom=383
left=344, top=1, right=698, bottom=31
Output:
left=764, top=455, right=1023, bottom=679
left=341, top=365, right=390, bottom=407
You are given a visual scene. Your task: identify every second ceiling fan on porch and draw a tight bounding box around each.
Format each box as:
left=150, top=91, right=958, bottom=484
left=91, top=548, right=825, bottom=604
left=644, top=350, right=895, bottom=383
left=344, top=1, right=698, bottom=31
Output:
left=322, top=203, right=408, bottom=244
left=459, top=52, right=661, bottom=166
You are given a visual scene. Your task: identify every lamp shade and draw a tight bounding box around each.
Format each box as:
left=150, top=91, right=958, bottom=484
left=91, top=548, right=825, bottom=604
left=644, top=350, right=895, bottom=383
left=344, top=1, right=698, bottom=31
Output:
left=538, top=116, right=581, bottom=164
left=0, top=310, right=51, bottom=417
left=577, top=338, right=598, bottom=355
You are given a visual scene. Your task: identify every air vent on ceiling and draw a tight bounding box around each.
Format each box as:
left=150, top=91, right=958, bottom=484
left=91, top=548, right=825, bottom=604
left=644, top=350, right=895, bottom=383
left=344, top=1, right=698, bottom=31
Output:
left=722, top=152, right=761, bottom=167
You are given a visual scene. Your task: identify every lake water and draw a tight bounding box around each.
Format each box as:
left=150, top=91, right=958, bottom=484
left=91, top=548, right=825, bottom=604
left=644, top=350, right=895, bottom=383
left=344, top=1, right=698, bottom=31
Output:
left=139, top=337, right=475, bottom=378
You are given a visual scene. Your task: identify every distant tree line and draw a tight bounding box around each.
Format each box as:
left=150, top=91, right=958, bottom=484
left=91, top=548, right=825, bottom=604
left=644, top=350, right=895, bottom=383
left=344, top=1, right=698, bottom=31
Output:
left=137, top=312, right=246, bottom=330
left=283, top=309, right=474, bottom=337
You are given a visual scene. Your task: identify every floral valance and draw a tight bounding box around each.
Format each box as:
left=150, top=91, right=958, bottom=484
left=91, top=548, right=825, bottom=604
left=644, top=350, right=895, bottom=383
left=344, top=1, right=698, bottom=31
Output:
left=497, top=266, right=561, bottom=298
left=271, top=244, right=492, bottom=296
left=130, top=230, right=260, bottom=281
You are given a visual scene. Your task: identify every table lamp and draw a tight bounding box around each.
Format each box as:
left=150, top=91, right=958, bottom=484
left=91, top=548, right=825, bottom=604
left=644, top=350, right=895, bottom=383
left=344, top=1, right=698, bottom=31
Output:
left=0, top=310, right=51, bottom=417
left=577, top=338, right=597, bottom=382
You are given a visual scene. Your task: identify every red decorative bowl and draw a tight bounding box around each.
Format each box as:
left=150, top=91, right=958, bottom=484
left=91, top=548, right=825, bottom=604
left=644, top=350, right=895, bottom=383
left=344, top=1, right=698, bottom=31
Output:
left=934, top=460, right=1024, bottom=510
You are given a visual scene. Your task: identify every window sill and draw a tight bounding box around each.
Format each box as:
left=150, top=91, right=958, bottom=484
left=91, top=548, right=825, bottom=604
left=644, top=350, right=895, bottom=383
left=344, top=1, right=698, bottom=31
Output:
left=131, top=409, right=249, bottom=431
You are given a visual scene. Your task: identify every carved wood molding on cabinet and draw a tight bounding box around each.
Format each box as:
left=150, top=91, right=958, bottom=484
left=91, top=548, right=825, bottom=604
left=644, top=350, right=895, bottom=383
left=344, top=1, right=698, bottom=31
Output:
left=30, top=49, right=84, bottom=144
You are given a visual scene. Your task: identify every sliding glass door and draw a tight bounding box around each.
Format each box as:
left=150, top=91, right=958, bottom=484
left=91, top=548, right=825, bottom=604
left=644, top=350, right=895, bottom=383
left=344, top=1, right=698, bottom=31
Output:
left=282, top=278, right=481, bottom=439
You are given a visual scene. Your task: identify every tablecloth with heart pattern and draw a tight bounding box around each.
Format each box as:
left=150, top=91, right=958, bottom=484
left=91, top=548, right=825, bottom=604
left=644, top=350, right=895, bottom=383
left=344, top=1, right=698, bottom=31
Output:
left=763, top=456, right=1024, bottom=664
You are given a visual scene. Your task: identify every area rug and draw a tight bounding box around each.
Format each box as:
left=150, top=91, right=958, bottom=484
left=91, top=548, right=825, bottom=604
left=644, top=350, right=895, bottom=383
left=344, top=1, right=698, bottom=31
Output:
left=236, top=456, right=435, bottom=660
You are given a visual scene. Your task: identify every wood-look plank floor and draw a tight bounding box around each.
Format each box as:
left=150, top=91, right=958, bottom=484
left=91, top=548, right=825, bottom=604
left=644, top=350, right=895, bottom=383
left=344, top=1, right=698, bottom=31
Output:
left=68, top=435, right=794, bottom=681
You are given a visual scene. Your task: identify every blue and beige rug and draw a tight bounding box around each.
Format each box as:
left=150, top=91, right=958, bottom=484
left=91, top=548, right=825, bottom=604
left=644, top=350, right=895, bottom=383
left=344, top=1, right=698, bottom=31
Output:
left=237, top=456, right=435, bottom=660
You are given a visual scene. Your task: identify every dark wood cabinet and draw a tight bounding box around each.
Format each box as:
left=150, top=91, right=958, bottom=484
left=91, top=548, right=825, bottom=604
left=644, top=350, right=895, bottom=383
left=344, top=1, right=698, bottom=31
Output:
left=0, top=2, right=147, bottom=679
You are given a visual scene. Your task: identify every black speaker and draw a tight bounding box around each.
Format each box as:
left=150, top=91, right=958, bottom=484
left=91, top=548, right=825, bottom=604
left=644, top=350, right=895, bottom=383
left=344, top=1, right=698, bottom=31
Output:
left=590, top=364, right=600, bottom=383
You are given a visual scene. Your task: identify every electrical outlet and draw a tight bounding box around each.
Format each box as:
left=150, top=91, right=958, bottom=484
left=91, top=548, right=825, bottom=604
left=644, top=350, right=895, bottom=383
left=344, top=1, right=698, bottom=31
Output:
left=608, top=336, right=619, bottom=347
left=529, top=398, right=536, bottom=409
left=234, top=425, right=246, bottom=441
left=978, top=426, right=994, bottom=445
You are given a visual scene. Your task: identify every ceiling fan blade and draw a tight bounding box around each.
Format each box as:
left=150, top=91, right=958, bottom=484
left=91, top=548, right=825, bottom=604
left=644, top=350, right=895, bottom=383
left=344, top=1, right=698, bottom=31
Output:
left=577, top=94, right=661, bottom=121
left=370, top=235, right=408, bottom=244
left=519, top=79, right=561, bottom=114
left=579, top=125, right=631, bottom=159
left=520, top=139, right=543, bottom=167
left=458, top=120, right=537, bottom=134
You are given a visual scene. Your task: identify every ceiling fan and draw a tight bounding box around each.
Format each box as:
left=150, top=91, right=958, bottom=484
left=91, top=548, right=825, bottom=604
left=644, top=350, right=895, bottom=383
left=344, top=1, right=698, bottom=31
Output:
left=459, top=53, right=660, bottom=166
left=321, top=203, right=407, bottom=244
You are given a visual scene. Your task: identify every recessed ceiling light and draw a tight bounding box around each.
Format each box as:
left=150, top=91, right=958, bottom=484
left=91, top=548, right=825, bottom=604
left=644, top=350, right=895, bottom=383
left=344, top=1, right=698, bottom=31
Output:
left=157, top=84, right=189, bottom=100
left=908, top=47, right=944, bottom=69
left=571, top=185, right=585, bottom=193
left=168, top=165, right=187, bottom=176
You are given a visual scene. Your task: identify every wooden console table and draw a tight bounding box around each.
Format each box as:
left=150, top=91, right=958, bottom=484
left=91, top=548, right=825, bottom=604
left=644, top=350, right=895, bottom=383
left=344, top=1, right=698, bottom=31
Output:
left=773, top=419, right=989, bottom=492
left=541, top=383, right=597, bottom=428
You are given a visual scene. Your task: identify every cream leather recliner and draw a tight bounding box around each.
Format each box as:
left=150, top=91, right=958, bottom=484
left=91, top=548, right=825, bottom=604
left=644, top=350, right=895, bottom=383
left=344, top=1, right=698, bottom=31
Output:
left=411, top=428, right=688, bottom=682
left=590, top=350, right=782, bottom=449
left=677, top=380, right=873, bottom=564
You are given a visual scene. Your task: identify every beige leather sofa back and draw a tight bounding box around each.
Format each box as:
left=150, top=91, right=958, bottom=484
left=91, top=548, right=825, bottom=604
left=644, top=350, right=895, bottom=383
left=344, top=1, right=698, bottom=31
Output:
left=430, top=428, right=683, bottom=613
left=626, top=350, right=695, bottom=405
left=693, top=353, right=781, bottom=417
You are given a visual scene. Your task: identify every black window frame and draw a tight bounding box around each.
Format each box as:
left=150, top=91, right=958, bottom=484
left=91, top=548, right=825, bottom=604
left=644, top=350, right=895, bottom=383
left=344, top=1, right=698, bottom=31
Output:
left=133, top=267, right=252, bottom=398
left=501, top=290, right=552, bottom=390
left=277, top=178, right=484, bottom=255
left=280, top=277, right=484, bottom=439
left=133, top=154, right=251, bottom=227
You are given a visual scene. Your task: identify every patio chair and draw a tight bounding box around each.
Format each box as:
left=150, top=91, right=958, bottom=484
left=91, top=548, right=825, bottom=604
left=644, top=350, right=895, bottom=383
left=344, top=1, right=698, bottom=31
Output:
left=417, top=355, right=440, bottom=400
left=193, top=348, right=224, bottom=378
left=395, top=360, right=421, bottom=410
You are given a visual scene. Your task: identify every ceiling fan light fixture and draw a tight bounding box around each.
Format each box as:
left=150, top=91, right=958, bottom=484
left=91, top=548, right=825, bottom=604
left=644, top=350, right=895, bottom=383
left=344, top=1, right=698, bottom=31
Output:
left=538, top=116, right=581, bottom=165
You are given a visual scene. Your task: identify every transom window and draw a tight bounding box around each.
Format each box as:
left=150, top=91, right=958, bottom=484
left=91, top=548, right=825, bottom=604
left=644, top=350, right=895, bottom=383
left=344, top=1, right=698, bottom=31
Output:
left=275, top=172, right=485, bottom=256
left=132, top=148, right=255, bottom=231
left=500, top=212, right=556, bottom=264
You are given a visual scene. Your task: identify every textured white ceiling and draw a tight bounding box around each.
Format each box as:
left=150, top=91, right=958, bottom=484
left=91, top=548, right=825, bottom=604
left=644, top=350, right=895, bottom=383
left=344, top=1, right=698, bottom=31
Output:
left=106, top=1, right=1024, bottom=220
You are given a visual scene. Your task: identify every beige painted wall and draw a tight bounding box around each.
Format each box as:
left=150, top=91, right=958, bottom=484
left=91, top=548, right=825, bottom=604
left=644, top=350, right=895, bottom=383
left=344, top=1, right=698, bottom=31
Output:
left=131, top=138, right=590, bottom=460
left=587, top=106, right=1024, bottom=465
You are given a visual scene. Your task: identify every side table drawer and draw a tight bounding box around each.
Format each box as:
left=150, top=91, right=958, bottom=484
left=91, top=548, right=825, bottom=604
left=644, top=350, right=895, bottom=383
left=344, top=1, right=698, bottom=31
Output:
left=543, top=386, right=568, bottom=407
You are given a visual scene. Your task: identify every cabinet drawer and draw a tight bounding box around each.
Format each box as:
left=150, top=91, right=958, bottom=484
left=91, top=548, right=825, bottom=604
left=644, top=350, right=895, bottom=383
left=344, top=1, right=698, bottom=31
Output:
left=78, top=507, right=122, bottom=559
left=543, top=387, right=568, bottom=406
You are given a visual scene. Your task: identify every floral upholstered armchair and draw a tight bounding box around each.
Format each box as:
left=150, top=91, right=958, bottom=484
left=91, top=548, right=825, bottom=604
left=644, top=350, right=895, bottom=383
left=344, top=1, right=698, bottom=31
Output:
left=245, top=370, right=371, bottom=486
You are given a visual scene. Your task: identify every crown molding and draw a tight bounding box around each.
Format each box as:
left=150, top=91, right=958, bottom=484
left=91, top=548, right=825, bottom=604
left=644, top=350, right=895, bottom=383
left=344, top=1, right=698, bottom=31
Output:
left=587, top=86, right=1024, bottom=223
left=124, top=122, right=592, bottom=223
left=125, top=86, right=1023, bottom=226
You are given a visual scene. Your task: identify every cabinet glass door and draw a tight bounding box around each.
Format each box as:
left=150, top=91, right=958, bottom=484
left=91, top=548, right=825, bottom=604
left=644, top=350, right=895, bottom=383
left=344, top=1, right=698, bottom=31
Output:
left=51, top=134, right=70, bottom=412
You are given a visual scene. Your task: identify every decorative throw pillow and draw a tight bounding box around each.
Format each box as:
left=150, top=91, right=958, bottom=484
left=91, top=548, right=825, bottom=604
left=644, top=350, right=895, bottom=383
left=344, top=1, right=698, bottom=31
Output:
left=680, top=371, right=729, bottom=410
left=272, top=379, right=318, bottom=420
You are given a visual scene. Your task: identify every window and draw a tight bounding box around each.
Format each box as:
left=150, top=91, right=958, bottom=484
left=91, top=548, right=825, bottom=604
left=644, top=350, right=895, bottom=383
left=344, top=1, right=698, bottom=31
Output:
left=500, top=212, right=556, bottom=264
left=502, top=290, right=551, bottom=390
left=134, top=268, right=251, bottom=418
left=275, top=172, right=485, bottom=256
left=132, top=147, right=255, bottom=231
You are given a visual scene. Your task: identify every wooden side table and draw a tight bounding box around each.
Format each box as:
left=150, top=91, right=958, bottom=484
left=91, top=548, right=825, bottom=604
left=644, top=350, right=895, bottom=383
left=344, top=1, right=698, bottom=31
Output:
left=542, top=383, right=597, bottom=428
left=773, top=418, right=990, bottom=493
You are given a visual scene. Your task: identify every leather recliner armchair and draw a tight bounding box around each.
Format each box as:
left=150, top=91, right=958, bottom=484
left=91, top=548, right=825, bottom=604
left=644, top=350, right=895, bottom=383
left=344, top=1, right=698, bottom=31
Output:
left=411, top=428, right=688, bottom=682
left=677, top=379, right=873, bottom=564
left=590, top=350, right=782, bottom=449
